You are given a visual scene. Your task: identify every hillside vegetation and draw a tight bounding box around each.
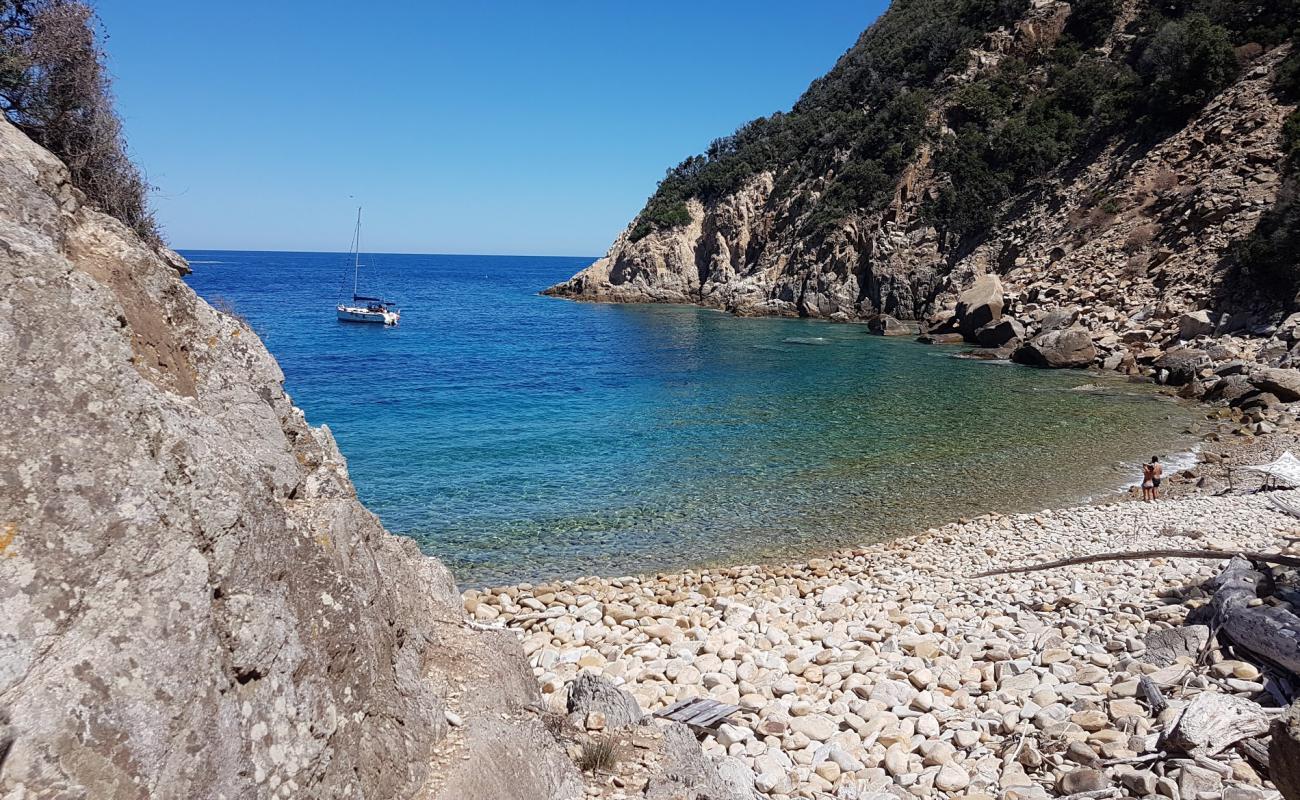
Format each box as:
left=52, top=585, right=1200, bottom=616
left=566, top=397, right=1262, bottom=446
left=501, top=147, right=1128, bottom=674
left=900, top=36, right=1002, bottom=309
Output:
left=0, top=0, right=158, bottom=243
left=629, top=0, right=1298, bottom=302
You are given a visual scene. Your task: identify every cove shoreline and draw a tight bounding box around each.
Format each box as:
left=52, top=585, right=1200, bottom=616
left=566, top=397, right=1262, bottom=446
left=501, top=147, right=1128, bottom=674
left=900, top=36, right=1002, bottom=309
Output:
left=466, top=427, right=1300, bottom=799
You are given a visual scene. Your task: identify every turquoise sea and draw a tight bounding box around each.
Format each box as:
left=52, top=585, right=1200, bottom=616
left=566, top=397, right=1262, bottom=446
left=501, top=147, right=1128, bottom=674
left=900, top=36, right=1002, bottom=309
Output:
left=183, top=250, right=1196, bottom=587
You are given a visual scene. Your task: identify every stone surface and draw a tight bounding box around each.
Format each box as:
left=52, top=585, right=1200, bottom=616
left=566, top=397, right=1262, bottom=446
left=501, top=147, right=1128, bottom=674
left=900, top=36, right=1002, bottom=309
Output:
left=975, top=317, right=1025, bottom=348
left=1251, top=368, right=1300, bottom=402
left=567, top=672, right=645, bottom=730
left=0, top=117, right=580, bottom=800
left=1179, top=310, right=1216, bottom=339
left=956, top=273, right=1005, bottom=340
left=1013, top=327, right=1098, bottom=368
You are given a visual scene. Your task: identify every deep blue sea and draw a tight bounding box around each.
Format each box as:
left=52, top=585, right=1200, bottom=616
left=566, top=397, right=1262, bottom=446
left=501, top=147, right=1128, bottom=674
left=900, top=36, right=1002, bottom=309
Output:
left=183, top=250, right=1195, bottom=587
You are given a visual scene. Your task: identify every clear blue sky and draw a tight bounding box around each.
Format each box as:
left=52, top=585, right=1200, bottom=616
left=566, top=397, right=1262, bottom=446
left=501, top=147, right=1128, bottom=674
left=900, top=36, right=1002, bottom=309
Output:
left=95, top=2, right=886, bottom=256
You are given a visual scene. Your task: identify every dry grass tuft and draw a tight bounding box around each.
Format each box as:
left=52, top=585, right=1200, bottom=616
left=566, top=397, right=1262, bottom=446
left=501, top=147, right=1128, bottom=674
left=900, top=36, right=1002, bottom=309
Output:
left=577, top=736, right=621, bottom=774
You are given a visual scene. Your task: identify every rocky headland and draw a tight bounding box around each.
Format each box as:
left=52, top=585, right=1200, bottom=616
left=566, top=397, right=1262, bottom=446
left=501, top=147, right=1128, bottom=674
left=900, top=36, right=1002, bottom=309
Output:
left=545, top=0, right=1300, bottom=428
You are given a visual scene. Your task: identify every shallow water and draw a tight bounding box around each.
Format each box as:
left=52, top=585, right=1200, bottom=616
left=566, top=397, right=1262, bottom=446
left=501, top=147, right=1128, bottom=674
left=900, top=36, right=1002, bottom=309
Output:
left=183, top=250, right=1196, bottom=587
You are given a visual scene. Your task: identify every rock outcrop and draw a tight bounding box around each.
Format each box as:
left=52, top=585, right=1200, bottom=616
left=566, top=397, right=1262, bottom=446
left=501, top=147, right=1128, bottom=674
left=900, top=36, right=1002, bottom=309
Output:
left=0, top=117, right=579, bottom=799
left=546, top=0, right=1299, bottom=389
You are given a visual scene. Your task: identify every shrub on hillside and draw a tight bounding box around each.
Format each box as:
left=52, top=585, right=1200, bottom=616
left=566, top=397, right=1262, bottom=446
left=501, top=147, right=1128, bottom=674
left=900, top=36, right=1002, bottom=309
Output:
left=1063, top=0, right=1122, bottom=48
left=1137, top=14, right=1239, bottom=119
left=0, top=0, right=158, bottom=244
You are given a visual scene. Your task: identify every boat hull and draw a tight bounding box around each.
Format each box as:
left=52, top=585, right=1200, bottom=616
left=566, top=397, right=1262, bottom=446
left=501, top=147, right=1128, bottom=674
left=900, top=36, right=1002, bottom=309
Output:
left=337, top=306, right=400, bottom=325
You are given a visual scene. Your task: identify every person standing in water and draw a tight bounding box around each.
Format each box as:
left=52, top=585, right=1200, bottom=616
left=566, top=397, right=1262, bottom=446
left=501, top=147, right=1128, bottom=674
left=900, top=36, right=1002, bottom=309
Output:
left=1141, top=457, right=1163, bottom=501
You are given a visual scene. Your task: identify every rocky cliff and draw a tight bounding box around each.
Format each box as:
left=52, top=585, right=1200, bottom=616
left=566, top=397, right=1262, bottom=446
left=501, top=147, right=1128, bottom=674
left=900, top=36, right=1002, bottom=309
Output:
left=547, top=0, right=1300, bottom=390
left=0, top=117, right=581, bottom=799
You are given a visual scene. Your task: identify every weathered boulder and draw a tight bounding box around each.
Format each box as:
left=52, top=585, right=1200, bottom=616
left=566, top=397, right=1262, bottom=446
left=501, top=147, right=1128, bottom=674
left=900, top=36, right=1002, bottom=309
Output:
left=1155, top=347, right=1210, bottom=386
left=566, top=672, right=644, bottom=730
left=975, top=318, right=1025, bottom=348
left=0, top=117, right=579, bottom=799
left=868, top=314, right=917, bottom=336
left=1250, top=368, right=1300, bottom=402
left=1012, top=327, right=1098, bottom=368
left=1178, top=309, right=1216, bottom=339
left=918, top=332, right=966, bottom=344
left=1205, top=374, right=1256, bottom=404
left=1038, top=306, right=1079, bottom=333
left=955, top=273, right=1005, bottom=340
left=644, top=722, right=753, bottom=800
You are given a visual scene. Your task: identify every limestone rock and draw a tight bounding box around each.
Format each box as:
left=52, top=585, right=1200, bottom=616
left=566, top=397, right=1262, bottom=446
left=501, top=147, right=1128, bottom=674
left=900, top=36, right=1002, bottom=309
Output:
left=1012, top=327, right=1098, bottom=368
left=566, top=672, right=645, bottom=730
left=1251, top=368, right=1300, bottom=402
left=956, top=273, right=1005, bottom=340
left=643, top=722, right=753, bottom=800
left=0, top=117, right=580, bottom=800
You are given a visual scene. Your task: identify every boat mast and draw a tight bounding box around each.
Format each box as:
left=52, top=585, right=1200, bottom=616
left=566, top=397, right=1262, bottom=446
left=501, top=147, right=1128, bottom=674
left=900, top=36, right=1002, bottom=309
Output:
left=352, top=206, right=362, bottom=300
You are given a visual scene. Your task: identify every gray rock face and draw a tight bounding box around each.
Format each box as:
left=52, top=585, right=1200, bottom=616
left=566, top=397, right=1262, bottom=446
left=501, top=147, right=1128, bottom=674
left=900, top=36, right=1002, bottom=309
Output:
left=1179, top=310, right=1216, bottom=339
left=566, top=672, right=644, bottom=730
left=955, top=274, right=1005, bottom=341
left=1156, top=347, right=1211, bottom=386
left=975, top=317, right=1025, bottom=348
left=645, top=723, right=752, bottom=800
left=1012, top=327, right=1098, bottom=368
left=1250, top=367, right=1300, bottom=402
left=0, top=118, right=578, bottom=799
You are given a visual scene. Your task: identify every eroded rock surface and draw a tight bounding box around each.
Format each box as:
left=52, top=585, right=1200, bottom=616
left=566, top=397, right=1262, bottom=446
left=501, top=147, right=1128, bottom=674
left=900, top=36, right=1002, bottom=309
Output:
left=0, top=117, right=578, bottom=799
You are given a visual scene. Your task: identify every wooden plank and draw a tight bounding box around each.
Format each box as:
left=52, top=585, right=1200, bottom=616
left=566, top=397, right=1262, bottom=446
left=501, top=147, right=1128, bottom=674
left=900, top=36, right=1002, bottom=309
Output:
left=686, top=702, right=739, bottom=728
left=654, top=698, right=693, bottom=719
left=653, top=697, right=740, bottom=729
left=682, top=701, right=723, bottom=726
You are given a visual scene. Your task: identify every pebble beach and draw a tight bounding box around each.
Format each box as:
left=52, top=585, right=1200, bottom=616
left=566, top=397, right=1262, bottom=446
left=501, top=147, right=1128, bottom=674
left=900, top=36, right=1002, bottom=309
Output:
left=465, top=434, right=1300, bottom=799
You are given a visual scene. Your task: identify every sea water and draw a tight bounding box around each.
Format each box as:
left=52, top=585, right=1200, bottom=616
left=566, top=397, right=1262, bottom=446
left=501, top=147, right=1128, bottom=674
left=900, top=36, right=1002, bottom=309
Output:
left=183, top=250, right=1196, bottom=587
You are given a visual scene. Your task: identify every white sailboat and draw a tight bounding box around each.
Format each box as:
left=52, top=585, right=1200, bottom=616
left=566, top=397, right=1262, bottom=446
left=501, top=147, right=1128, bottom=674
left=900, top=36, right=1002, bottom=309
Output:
left=336, top=207, right=400, bottom=325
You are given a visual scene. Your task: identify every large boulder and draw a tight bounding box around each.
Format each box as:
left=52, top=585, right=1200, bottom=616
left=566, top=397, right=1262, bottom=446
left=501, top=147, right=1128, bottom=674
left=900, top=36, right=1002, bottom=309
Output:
left=1178, top=310, right=1216, bottom=339
left=1012, top=327, right=1098, bottom=368
left=645, top=722, right=754, bottom=800
left=1155, top=347, right=1210, bottom=386
left=0, top=118, right=579, bottom=799
left=1204, top=374, right=1255, bottom=404
left=955, top=274, right=1005, bottom=340
left=1038, top=306, right=1079, bottom=333
left=1250, top=368, right=1300, bottom=403
left=975, top=318, right=1025, bottom=348
left=868, top=314, right=917, bottom=336
left=566, top=672, right=645, bottom=730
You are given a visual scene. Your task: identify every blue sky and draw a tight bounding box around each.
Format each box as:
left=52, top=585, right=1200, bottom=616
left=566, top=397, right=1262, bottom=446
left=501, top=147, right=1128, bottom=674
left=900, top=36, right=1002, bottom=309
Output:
left=96, top=2, right=886, bottom=255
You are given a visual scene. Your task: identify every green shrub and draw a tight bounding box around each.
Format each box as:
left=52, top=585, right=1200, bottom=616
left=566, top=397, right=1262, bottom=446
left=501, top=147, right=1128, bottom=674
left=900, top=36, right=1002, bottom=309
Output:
left=1277, top=42, right=1300, bottom=100
left=0, top=0, right=159, bottom=244
left=626, top=0, right=1031, bottom=239
left=1137, top=14, right=1239, bottom=119
left=1064, top=0, right=1122, bottom=48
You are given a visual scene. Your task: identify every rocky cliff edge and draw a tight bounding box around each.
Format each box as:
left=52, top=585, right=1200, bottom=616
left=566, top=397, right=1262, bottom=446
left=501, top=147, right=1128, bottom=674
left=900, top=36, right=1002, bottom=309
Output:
left=0, top=117, right=580, bottom=800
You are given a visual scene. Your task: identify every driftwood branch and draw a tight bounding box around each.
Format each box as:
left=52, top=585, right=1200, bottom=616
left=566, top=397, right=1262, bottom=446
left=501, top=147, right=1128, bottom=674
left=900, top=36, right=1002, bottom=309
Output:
left=1212, top=556, right=1300, bottom=675
left=973, top=549, right=1300, bottom=578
